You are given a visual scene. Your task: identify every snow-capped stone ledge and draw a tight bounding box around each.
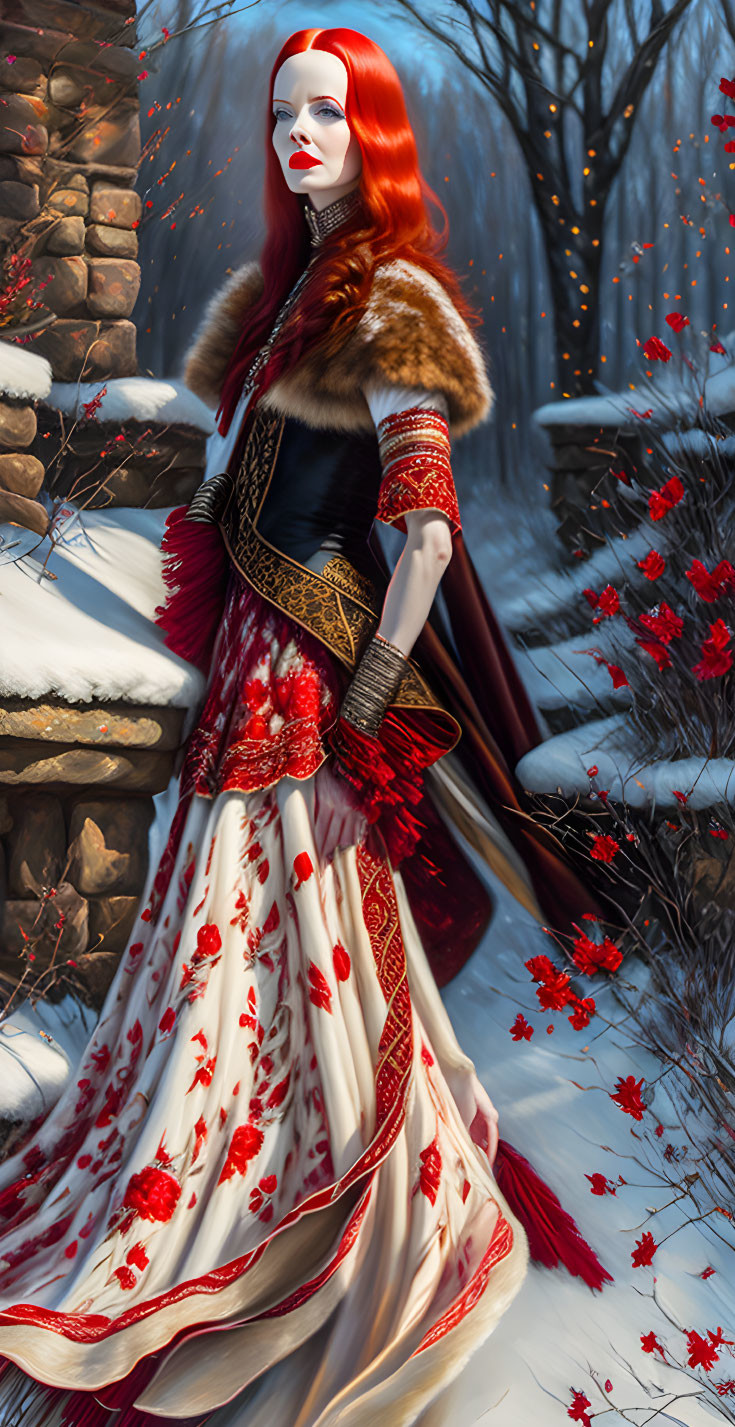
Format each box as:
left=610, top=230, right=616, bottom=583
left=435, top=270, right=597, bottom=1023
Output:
left=0, top=996, right=96, bottom=1129
left=1, top=505, right=203, bottom=709
left=534, top=358, right=735, bottom=431
left=496, top=525, right=657, bottom=632
left=0, top=343, right=53, bottom=403
left=48, top=376, right=216, bottom=435
left=516, top=713, right=735, bottom=810
left=516, top=633, right=634, bottom=711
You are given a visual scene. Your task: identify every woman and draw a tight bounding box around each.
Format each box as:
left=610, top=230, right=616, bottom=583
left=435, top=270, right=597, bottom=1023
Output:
left=0, top=27, right=607, bottom=1427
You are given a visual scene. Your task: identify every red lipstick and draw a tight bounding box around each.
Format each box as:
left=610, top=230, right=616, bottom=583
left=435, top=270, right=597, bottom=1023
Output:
left=289, top=151, right=321, bottom=170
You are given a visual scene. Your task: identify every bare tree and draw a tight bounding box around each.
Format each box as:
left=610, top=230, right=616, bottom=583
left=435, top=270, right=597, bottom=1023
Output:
left=391, top=0, right=694, bottom=393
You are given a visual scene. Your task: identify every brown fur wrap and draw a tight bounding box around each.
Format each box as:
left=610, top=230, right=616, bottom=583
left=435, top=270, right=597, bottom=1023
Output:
left=183, top=259, right=493, bottom=438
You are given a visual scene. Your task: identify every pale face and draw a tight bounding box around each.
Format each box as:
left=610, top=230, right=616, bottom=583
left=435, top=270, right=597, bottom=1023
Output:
left=271, top=50, right=363, bottom=212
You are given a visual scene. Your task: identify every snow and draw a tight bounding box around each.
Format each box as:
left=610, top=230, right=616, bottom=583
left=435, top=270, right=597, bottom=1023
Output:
left=515, top=631, right=634, bottom=710
left=490, top=526, right=658, bottom=632
left=0, top=505, right=204, bottom=707
left=533, top=356, right=735, bottom=431
left=0, top=997, right=96, bottom=1125
left=47, top=377, right=216, bottom=434
left=515, top=712, right=735, bottom=810
left=0, top=343, right=52, bottom=403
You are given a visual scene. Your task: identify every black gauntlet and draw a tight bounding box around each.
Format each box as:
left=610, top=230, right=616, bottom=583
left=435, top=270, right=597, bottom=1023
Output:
left=340, top=634, right=409, bottom=737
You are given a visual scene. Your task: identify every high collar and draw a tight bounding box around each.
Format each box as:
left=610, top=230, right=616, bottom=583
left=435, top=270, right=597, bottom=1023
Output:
left=303, top=187, right=364, bottom=246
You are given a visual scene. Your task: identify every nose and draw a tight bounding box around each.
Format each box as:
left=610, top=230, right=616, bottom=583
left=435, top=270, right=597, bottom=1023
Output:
left=289, top=110, right=311, bottom=147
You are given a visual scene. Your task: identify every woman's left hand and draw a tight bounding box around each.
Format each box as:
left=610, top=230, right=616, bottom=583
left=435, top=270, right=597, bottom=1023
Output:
left=444, top=1065, right=499, bottom=1167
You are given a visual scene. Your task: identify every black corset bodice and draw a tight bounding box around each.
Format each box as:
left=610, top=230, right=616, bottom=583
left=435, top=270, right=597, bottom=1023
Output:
left=256, top=417, right=383, bottom=571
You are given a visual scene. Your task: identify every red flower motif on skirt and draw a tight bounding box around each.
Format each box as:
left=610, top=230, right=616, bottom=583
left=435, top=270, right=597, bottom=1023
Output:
left=308, top=962, right=332, bottom=1013
left=417, top=1136, right=442, bottom=1207
left=332, top=943, right=351, bottom=982
left=293, top=851, right=314, bottom=888
left=219, top=1123, right=264, bottom=1184
left=123, top=1167, right=181, bottom=1223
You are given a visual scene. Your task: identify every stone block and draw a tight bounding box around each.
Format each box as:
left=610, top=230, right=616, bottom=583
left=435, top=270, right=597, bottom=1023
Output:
left=41, top=163, right=88, bottom=197
left=0, top=741, right=174, bottom=793
left=0, top=699, right=184, bottom=751
left=68, top=797, right=152, bottom=895
left=46, top=187, right=89, bottom=218
left=0, top=21, right=69, bottom=69
left=0, top=217, right=23, bottom=248
left=0, top=154, right=43, bottom=185
left=0, top=489, right=48, bottom=536
left=89, top=182, right=141, bottom=228
left=54, top=39, right=140, bottom=83
left=86, top=257, right=140, bottom=319
left=87, top=895, right=138, bottom=955
left=32, top=254, right=88, bottom=315
left=27, top=317, right=137, bottom=381
left=0, top=401, right=36, bottom=449
left=3, top=1, right=136, bottom=47
left=0, top=95, right=48, bottom=156
left=0, top=453, right=44, bottom=499
left=68, top=108, right=140, bottom=168
left=45, top=214, right=86, bottom=256
left=1, top=882, right=88, bottom=965
left=0, top=56, right=43, bottom=95
left=0, top=180, right=39, bottom=220
left=0, top=796, right=12, bottom=836
left=6, top=793, right=65, bottom=896
left=85, top=223, right=138, bottom=259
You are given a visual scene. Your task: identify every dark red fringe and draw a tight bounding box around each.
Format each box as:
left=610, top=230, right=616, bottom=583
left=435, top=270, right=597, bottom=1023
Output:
left=154, top=507, right=229, bottom=674
left=494, top=1138, right=613, bottom=1292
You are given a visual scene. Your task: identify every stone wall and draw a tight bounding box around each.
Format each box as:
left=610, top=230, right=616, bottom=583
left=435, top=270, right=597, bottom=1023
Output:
left=0, top=1, right=209, bottom=1011
left=543, top=422, right=646, bottom=557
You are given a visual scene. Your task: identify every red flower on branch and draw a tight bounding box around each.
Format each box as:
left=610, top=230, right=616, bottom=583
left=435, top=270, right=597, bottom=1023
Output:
left=567, top=1389, right=592, bottom=1425
left=642, top=335, right=672, bottom=362
left=610, top=1074, right=646, bottom=1120
left=639, top=602, right=684, bottom=643
left=537, top=970, right=573, bottom=1012
left=123, top=1167, right=181, bottom=1223
left=641, top=1331, right=666, bottom=1358
left=720, top=76, right=735, bottom=100
left=686, top=1330, right=720, bottom=1372
left=631, top=1231, right=658, bottom=1267
left=572, top=931, right=623, bottom=975
left=692, top=619, right=733, bottom=681
left=585, top=1172, right=616, bottom=1196
left=711, top=339, right=727, bottom=354
left=665, top=311, right=690, bottom=332
left=596, top=585, right=620, bottom=617
left=590, top=834, right=619, bottom=863
left=686, top=559, right=735, bottom=602
left=638, top=549, right=666, bottom=579
left=510, top=1013, right=534, bottom=1041
left=567, top=995, right=596, bottom=1030
left=648, top=475, right=684, bottom=521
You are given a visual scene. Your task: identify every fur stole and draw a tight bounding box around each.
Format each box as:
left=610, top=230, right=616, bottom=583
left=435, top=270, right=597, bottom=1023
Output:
left=183, top=258, right=493, bottom=438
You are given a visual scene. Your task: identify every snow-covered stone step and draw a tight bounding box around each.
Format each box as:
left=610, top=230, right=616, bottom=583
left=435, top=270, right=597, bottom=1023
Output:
left=0, top=344, right=52, bottom=403
left=516, top=713, right=735, bottom=810
left=1, top=505, right=203, bottom=708
left=495, top=526, right=656, bottom=633
left=48, top=376, right=216, bottom=434
left=515, top=632, right=633, bottom=711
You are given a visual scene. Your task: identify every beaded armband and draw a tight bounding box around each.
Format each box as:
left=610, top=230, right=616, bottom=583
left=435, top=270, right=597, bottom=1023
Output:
left=375, top=408, right=461, bottom=535
left=339, top=634, right=408, bottom=738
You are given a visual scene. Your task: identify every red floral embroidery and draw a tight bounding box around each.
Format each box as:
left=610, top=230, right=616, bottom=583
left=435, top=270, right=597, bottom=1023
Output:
left=307, top=963, right=332, bottom=1013
left=113, top=1265, right=137, bottom=1290
left=186, top=1056, right=217, bottom=1094
left=218, top=1124, right=264, bottom=1184
left=159, top=1007, right=175, bottom=1035
left=192, top=1116, right=207, bottom=1164
left=123, top=1167, right=181, bottom=1223
left=332, top=943, right=351, bottom=982
left=375, top=408, right=460, bottom=535
left=126, top=1242, right=149, bottom=1271
left=293, top=851, right=314, bottom=887
left=417, top=1136, right=442, bottom=1207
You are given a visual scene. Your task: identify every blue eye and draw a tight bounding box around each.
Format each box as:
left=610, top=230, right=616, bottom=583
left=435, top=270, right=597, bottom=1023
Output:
left=317, top=105, right=343, bottom=119
left=273, top=108, right=292, bottom=122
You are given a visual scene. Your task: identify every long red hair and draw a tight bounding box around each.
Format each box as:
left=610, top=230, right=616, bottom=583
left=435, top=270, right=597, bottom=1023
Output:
left=217, top=27, right=477, bottom=435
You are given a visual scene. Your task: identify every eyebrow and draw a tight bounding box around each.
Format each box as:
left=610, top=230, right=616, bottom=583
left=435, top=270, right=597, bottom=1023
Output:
left=272, top=94, right=344, bottom=108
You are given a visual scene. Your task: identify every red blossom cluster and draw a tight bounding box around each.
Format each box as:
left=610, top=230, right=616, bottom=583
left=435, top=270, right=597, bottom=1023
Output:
left=642, top=335, right=672, bottom=363
left=686, top=558, right=735, bottom=602
left=693, top=619, right=733, bottom=681
left=686, top=1327, right=735, bottom=1372
left=524, top=953, right=596, bottom=1028
left=648, top=475, right=684, bottom=521
left=572, top=930, right=623, bottom=975
left=631, top=1230, right=658, bottom=1267
left=609, top=1074, right=646, bottom=1119
left=567, top=1389, right=592, bottom=1425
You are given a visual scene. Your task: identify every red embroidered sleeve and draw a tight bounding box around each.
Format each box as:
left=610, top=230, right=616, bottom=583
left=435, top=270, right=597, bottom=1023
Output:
left=375, top=408, right=461, bottom=535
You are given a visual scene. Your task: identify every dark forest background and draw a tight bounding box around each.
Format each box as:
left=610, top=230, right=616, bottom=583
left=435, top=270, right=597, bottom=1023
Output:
left=133, top=0, right=734, bottom=498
